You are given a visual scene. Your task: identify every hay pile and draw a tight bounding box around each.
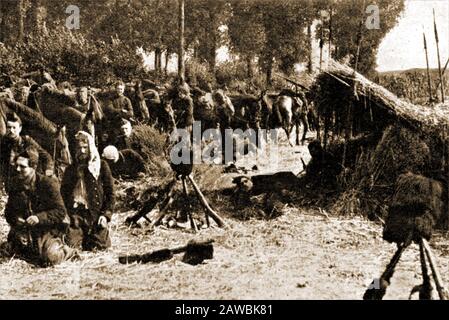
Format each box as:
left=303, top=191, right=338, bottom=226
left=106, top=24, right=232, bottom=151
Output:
left=129, top=124, right=171, bottom=176
left=310, top=60, right=449, bottom=225
left=312, top=60, right=449, bottom=141
left=330, top=124, right=436, bottom=219
left=383, top=172, right=445, bottom=243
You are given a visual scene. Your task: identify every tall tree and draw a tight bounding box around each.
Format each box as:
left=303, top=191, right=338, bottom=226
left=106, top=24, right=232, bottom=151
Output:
left=185, top=0, right=231, bottom=71
left=322, top=0, right=405, bottom=76
left=178, top=0, right=185, bottom=82
left=228, top=0, right=265, bottom=78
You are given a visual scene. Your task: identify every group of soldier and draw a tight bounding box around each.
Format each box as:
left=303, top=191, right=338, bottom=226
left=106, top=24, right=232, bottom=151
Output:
left=0, top=80, right=148, bottom=267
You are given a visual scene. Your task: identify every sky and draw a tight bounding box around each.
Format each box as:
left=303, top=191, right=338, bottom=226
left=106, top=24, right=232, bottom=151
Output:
left=376, top=0, right=449, bottom=72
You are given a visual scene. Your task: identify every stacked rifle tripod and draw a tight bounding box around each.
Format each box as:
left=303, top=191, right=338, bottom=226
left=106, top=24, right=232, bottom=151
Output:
left=125, top=172, right=227, bottom=232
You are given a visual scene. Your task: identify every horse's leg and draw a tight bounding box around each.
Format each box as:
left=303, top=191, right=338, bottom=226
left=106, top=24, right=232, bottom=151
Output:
left=295, top=121, right=300, bottom=146
left=284, top=124, right=293, bottom=147
left=300, top=114, right=308, bottom=145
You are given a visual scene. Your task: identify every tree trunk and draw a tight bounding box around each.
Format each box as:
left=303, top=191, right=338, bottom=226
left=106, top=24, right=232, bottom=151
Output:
left=178, top=0, right=185, bottom=83
left=266, top=57, right=273, bottom=87
left=307, top=22, right=313, bottom=74
left=208, top=20, right=216, bottom=71
left=26, top=0, right=44, bottom=35
left=155, top=47, right=162, bottom=76
left=246, top=55, right=253, bottom=79
left=154, top=49, right=158, bottom=75
left=165, top=51, right=170, bottom=75
left=0, top=5, right=5, bottom=43
left=17, top=0, right=24, bottom=43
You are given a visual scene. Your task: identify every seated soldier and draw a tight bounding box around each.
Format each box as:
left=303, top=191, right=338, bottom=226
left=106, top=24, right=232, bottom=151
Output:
left=111, top=118, right=144, bottom=157
left=105, top=80, right=134, bottom=119
left=0, top=113, right=54, bottom=192
left=61, top=131, right=115, bottom=251
left=4, top=147, right=77, bottom=267
left=102, top=145, right=146, bottom=180
left=306, top=140, right=343, bottom=186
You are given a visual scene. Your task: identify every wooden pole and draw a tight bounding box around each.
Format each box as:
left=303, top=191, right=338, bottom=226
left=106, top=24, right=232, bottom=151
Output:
left=187, top=175, right=227, bottom=228
left=422, top=238, right=449, bottom=300
left=363, top=236, right=410, bottom=300
left=178, top=0, right=185, bottom=84
left=342, top=0, right=364, bottom=167
left=417, top=241, right=432, bottom=300
left=182, top=177, right=198, bottom=232
left=319, top=19, right=324, bottom=70
left=328, top=7, right=333, bottom=60
left=435, top=57, right=449, bottom=92
left=434, top=9, right=445, bottom=102
left=423, top=32, right=434, bottom=104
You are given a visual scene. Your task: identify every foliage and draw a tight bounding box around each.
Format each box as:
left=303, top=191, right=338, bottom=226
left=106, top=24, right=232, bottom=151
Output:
left=9, top=26, right=142, bottom=85
left=0, top=43, right=26, bottom=77
left=0, top=0, right=406, bottom=85
left=185, top=58, right=217, bottom=89
left=130, top=124, right=171, bottom=177
left=317, top=0, right=406, bottom=76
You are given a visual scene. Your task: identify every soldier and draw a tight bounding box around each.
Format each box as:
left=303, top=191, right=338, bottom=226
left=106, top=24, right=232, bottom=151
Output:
left=112, top=118, right=135, bottom=151
left=4, top=147, right=77, bottom=267
left=0, top=113, right=54, bottom=192
left=105, top=80, right=134, bottom=119
left=102, top=145, right=146, bottom=180
left=61, top=131, right=115, bottom=251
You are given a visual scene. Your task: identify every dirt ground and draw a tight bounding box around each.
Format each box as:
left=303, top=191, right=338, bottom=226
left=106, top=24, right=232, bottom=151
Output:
left=1, top=132, right=449, bottom=300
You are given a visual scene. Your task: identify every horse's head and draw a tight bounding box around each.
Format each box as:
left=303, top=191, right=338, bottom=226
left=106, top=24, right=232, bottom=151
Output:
left=54, top=125, right=72, bottom=177
left=213, top=89, right=235, bottom=116
left=163, top=101, right=177, bottom=132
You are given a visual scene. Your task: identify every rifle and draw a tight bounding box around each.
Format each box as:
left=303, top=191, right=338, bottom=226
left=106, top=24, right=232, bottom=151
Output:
left=274, top=73, right=310, bottom=92
left=434, top=9, right=445, bottom=102
left=423, top=31, right=434, bottom=103
left=119, top=239, right=214, bottom=265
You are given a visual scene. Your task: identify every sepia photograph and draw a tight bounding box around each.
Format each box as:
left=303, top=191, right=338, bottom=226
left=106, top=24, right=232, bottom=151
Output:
left=0, top=0, right=449, bottom=305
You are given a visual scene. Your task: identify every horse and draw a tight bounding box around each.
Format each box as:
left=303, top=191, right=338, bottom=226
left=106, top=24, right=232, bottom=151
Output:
left=33, top=85, right=104, bottom=155
left=272, top=94, right=309, bottom=146
left=0, top=98, right=72, bottom=179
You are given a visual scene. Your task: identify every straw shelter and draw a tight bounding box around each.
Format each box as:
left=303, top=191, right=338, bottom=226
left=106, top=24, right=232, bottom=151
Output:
left=310, top=60, right=449, bottom=228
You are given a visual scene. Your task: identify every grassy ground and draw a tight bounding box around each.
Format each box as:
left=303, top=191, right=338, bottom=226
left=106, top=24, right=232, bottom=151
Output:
left=1, top=132, right=448, bottom=300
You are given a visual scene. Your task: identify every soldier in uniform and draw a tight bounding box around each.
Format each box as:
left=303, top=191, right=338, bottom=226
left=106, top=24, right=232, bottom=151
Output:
left=4, top=147, right=77, bottom=267
left=0, top=113, right=54, bottom=192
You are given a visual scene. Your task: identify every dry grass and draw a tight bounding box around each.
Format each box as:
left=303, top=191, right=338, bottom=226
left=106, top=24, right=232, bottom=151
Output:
left=2, top=203, right=449, bottom=300
left=1, top=131, right=449, bottom=300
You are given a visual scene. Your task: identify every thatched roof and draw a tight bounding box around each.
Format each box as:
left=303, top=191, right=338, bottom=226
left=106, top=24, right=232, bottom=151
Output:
left=313, top=60, right=449, bottom=140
